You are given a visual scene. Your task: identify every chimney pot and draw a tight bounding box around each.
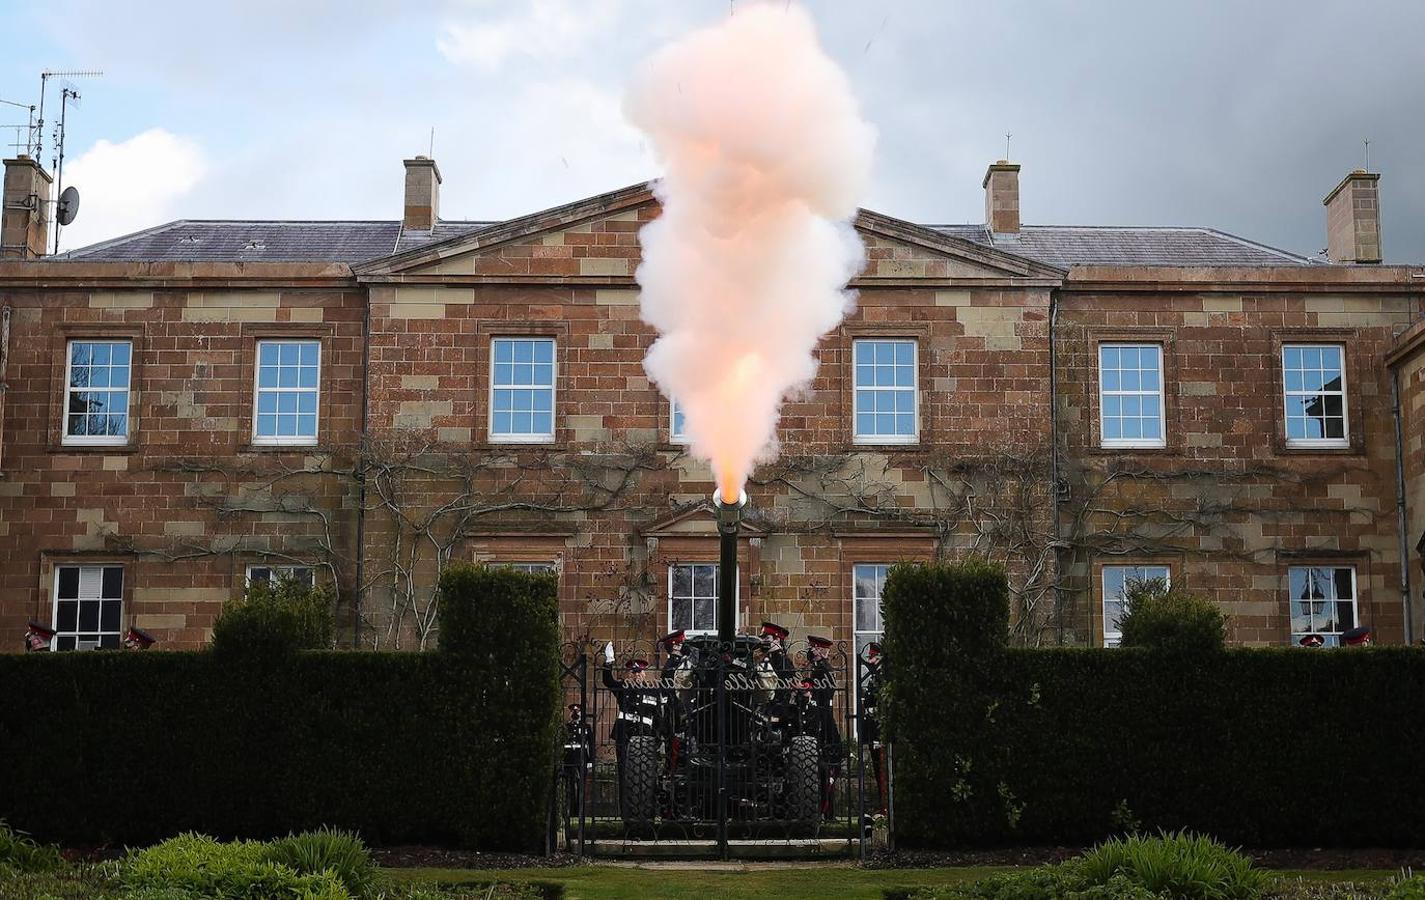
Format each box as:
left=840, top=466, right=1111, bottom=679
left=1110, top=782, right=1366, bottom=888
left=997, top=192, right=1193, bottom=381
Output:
left=1323, top=169, right=1382, bottom=264
left=983, top=161, right=1021, bottom=235
left=2, top=156, right=53, bottom=258
left=402, top=156, right=442, bottom=231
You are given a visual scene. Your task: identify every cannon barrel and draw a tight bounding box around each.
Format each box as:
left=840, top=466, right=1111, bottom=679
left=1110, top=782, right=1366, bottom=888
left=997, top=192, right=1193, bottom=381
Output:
left=712, top=488, right=746, bottom=643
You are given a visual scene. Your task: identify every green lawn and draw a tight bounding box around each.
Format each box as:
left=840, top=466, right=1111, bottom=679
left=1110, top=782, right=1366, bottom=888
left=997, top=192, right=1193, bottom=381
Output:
left=386, top=865, right=1402, bottom=900
left=386, top=864, right=1001, bottom=900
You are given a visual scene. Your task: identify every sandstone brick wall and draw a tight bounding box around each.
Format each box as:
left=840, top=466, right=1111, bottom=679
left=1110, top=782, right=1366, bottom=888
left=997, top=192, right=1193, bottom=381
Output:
left=0, top=279, right=364, bottom=648
left=1056, top=282, right=1418, bottom=645
left=357, top=199, right=1057, bottom=649
left=3, top=217, right=1421, bottom=656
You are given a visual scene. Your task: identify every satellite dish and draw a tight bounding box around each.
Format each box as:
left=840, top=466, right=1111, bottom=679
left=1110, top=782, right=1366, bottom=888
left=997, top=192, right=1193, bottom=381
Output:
left=57, top=186, right=80, bottom=226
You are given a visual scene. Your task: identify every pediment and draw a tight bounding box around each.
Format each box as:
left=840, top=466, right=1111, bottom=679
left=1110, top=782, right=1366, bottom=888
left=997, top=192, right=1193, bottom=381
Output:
left=355, top=182, right=1061, bottom=281
left=642, top=500, right=768, bottom=539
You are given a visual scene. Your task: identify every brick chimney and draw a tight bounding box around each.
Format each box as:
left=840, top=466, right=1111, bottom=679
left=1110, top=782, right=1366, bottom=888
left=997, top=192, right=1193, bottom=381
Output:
left=1323, top=169, right=1382, bottom=264
left=402, top=156, right=441, bottom=231
left=983, top=160, right=1021, bottom=235
left=2, top=155, right=53, bottom=258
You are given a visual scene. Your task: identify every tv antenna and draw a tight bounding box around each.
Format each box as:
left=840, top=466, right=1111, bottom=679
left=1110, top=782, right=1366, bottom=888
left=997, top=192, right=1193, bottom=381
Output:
left=1363, top=137, right=1371, bottom=171
left=34, top=69, right=101, bottom=162
left=0, top=97, right=36, bottom=156
left=51, top=85, right=86, bottom=254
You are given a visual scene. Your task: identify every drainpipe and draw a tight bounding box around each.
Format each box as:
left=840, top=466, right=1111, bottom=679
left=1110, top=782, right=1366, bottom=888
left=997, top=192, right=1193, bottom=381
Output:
left=353, top=292, right=371, bottom=648
left=1047, top=290, right=1062, bottom=643
left=1391, top=365, right=1414, bottom=643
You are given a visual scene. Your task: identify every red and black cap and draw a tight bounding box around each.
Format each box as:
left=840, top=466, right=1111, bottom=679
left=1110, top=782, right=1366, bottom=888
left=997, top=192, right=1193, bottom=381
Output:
left=807, top=635, right=833, bottom=649
left=1298, top=633, right=1325, bottom=648
left=865, top=641, right=883, bottom=659
left=124, top=626, right=156, bottom=649
left=1343, top=626, right=1373, bottom=646
left=24, top=620, right=55, bottom=651
left=661, top=629, right=686, bottom=648
left=625, top=658, right=651, bottom=671
left=760, top=621, right=789, bottom=641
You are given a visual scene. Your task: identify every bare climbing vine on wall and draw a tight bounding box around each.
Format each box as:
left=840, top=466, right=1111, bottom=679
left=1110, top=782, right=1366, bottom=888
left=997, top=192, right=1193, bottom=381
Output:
left=117, top=437, right=1378, bottom=649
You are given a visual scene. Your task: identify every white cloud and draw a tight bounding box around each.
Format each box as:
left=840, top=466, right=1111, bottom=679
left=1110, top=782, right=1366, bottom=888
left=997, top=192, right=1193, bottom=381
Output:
left=437, top=0, right=626, bottom=70
left=57, top=128, right=206, bottom=252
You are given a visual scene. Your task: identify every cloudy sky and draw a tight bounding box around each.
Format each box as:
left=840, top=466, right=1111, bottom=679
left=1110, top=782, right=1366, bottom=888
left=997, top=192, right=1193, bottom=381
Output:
left=2, top=0, right=1421, bottom=260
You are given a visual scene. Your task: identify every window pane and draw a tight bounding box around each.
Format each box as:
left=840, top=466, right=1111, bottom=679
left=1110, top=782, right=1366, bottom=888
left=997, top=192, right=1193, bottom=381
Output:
left=57, top=566, right=79, bottom=599
left=1100, top=344, right=1164, bottom=447
left=101, top=567, right=123, bottom=599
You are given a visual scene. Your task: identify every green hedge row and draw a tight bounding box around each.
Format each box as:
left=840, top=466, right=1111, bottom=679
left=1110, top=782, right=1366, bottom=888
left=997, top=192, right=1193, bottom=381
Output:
left=0, top=564, right=562, bottom=851
left=883, top=560, right=1425, bottom=848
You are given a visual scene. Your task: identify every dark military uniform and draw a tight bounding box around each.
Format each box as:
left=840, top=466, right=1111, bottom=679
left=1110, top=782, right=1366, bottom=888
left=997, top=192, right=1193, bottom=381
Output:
left=804, top=638, right=844, bottom=820
left=562, top=706, right=594, bottom=818
left=602, top=659, right=667, bottom=810
left=859, top=644, right=887, bottom=815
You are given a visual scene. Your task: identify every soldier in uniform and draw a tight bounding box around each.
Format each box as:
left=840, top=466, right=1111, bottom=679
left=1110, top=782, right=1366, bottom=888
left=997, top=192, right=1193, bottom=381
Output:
left=804, top=634, right=844, bottom=821
left=562, top=703, right=594, bottom=819
left=23, top=621, right=54, bottom=652
left=859, top=641, right=888, bottom=816
left=659, top=629, right=689, bottom=773
left=601, top=642, right=666, bottom=810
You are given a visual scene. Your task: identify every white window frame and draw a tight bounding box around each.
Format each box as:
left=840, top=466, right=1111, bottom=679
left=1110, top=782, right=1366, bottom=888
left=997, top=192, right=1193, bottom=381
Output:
left=1288, top=565, right=1358, bottom=646
left=853, top=563, right=890, bottom=657
left=1282, top=344, right=1349, bottom=449
left=51, top=564, right=124, bottom=651
left=62, top=339, right=133, bottom=447
left=668, top=561, right=737, bottom=636
left=852, top=338, right=919, bottom=445
left=252, top=338, right=322, bottom=447
left=670, top=397, right=690, bottom=445
left=1098, top=343, right=1166, bottom=449
left=488, top=336, right=557, bottom=444
left=1101, top=564, right=1171, bottom=647
left=245, top=564, right=316, bottom=588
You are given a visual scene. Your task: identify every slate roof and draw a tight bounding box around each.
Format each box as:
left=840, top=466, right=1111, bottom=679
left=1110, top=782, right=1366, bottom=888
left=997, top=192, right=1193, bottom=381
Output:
left=929, top=224, right=1322, bottom=268
left=59, top=220, right=491, bottom=264
left=61, top=214, right=1320, bottom=269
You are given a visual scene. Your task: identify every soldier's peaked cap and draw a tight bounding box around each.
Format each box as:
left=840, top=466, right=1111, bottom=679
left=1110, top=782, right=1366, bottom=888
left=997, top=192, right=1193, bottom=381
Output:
left=760, top=621, right=789, bottom=640
left=1343, top=626, right=1372, bottom=645
left=1298, top=634, right=1325, bottom=648
left=808, top=635, right=833, bottom=649
left=625, top=658, right=650, bottom=671
left=26, top=620, right=55, bottom=638
left=661, top=629, right=686, bottom=646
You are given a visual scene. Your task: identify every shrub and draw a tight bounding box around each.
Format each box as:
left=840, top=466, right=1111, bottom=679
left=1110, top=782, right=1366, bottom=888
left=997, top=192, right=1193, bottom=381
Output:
left=0, top=572, right=562, bottom=851
left=889, top=645, right=1425, bottom=848
left=265, top=828, right=376, bottom=898
left=1118, top=583, right=1225, bottom=655
left=1388, top=876, right=1425, bottom=899
left=881, top=558, right=1015, bottom=848
left=210, top=577, right=335, bottom=657
left=0, top=820, right=64, bottom=873
left=1075, top=831, right=1268, bottom=900
left=120, top=833, right=352, bottom=899
left=438, top=563, right=560, bottom=658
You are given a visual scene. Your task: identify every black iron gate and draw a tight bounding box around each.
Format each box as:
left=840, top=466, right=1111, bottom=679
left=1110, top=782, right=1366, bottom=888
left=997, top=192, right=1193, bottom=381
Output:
left=553, top=636, right=890, bottom=859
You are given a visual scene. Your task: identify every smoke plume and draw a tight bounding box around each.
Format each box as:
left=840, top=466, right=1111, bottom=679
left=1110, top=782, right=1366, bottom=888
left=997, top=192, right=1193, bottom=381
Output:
left=625, top=1, right=876, bottom=499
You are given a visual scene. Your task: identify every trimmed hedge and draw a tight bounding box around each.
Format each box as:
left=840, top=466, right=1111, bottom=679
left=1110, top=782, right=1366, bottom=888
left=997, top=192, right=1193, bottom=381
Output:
left=0, top=564, right=561, bottom=851
left=883, top=560, right=1425, bottom=848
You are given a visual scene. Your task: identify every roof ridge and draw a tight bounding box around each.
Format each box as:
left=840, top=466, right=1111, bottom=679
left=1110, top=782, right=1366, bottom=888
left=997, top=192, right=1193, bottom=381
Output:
left=1196, top=227, right=1322, bottom=265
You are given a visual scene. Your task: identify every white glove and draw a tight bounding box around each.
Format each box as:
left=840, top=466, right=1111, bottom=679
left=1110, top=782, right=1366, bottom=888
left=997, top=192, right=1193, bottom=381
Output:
left=603, top=641, right=615, bottom=665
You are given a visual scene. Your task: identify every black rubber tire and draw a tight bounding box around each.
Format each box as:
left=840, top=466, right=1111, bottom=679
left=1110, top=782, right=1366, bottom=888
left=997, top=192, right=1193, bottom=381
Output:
left=785, top=734, right=820, bottom=825
left=622, top=735, right=659, bottom=824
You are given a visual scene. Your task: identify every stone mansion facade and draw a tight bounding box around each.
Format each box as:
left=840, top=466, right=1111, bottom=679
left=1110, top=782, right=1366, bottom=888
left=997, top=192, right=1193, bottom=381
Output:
left=3, top=152, right=1424, bottom=651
